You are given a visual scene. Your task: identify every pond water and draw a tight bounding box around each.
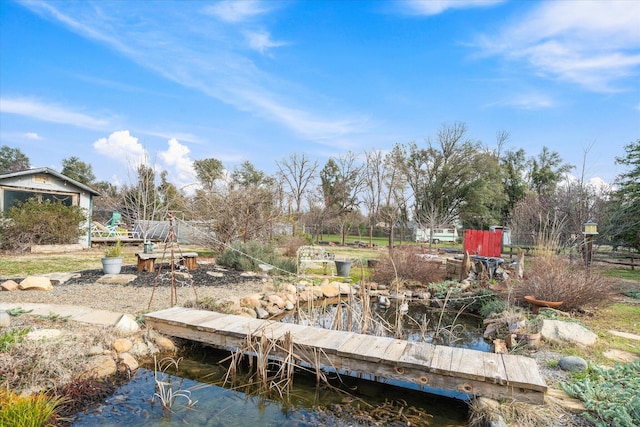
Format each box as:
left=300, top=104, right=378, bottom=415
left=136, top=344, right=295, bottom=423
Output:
left=72, top=348, right=470, bottom=427
left=71, top=299, right=489, bottom=426
left=280, top=297, right=492, bottom=352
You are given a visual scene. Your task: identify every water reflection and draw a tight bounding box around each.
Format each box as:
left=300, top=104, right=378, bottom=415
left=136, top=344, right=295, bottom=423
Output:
left=280, top=298, right=491, bottom=352
left=72, top=350, right=469, bottom=427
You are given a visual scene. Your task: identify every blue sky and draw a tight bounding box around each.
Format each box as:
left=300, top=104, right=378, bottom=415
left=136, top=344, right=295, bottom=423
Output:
left=1, top=0, right=639, bottom=191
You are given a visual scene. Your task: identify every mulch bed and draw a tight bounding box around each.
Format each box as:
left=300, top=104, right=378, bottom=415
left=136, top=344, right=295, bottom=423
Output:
left=61, top=264, right=262, bottom=288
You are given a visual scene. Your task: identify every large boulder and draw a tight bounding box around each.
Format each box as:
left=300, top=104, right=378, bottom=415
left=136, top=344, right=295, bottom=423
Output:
left=541, top=319, right=597, bottom=347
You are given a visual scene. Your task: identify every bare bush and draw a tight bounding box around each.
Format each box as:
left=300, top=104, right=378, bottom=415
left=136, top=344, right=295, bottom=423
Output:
left=513, top=254, right=615, bottom=311
left=372, top=247, right=445, bottom=286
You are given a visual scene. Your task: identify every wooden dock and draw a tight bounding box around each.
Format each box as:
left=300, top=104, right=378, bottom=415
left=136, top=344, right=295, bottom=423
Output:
left=144, top=307, right=547, bottom=404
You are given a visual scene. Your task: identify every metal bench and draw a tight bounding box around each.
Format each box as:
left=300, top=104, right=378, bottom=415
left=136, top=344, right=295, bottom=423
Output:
left=296, top=245, right=336, bottom=275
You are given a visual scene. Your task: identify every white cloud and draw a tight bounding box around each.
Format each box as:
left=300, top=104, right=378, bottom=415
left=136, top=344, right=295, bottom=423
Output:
left=24, top=132, right=42, bottom=140
left=245, top=30, right=287, bottom=54
left=486, top=91, right=555, bottom=110
left=477, top=1, right=640, bottom=92
left=203, top=0, right=271, bottom=23
left=93, top=130, right=147, bottom=167
left=0, top=97, right=110, bottom=130
left=19, top=2, right=368, bottom=148
left=158, top=138, right=197, bottom=188
left=403, top=0, right=504, bottom=16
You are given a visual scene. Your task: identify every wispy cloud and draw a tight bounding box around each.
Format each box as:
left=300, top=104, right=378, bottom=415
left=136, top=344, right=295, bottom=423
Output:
left=485, top=90, right=555, bottom=110
left=245, top=30, right=287, bottom=55
left=0, top=97, right=111, bottom=130
left=476, top=1, right=640, bottom=92
left=19, top=1, right=366, bottom=145
left=203, top=0, right=272, bottom=23
left=402, top=0, right=504, bottom=16
left=24, top=132, right=42, bottom=140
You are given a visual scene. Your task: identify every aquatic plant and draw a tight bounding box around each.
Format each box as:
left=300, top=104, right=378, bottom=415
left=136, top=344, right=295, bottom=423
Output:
left=152, top=356, right=198, bottom=412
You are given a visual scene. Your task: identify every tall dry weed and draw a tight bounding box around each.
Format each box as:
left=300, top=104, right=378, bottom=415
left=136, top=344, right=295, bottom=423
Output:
left=372, top=247, right=445, bottom=286
left=513, top=254, right=614, bottom=311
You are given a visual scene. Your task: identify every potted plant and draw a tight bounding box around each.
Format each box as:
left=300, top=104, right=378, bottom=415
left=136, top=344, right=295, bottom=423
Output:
left=102, top=240, right=123, bottom=274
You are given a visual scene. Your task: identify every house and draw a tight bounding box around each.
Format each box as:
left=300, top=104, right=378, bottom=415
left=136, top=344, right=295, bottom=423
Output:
left=0, top=167, right=101, bottom=248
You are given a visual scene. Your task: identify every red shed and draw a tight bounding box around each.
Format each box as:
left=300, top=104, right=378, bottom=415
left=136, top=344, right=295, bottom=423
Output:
left=463, top=228, right=503, bottom=257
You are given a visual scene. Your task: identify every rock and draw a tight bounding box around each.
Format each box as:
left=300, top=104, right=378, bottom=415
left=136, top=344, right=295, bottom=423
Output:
left=320, top=283, right=340, bottom=298
left=0, top=310, right=10, bottom=328
left=284, top=284, right=297, bottom=294
left=1, top=280, right=19, bottom=291
left=267, top=294, right=286, bottom=309
left=26, top=329, right=62, bottom=341
left=88, top=345, right=106, bottom=356
left=608, top=330, right=640, bottom=341
left=19, top=276, right=53, bottom=291
left=240, top=307, right=258, bottom=318
left=311, top=286, right=324, bottom=299
left=284, top=301, right=294, bottom=311
left=38, top=272, right=80, bottom=285
left=298, top=289, right=313, bottom=302
left=558, top=356, right=588, bottom=372
left=155, top=336, right=176, bottom=352
left=112, top=338, right=133, bottom=353
left=545, top=388, right=586, bottom=412
left=207, top=271, right=224, bottom=278
left=97, top=274, right=137, bottom=284
left=240, top=295, right=261, bottom=308
left=118, top=352, right=139, bottom=372
left=254, top=306, right=269, bottom=319
left=266, top=304, right=282, bottom=316
left=130, top=342, right=149, bottom=356
left=603, top=348, right=639, bottom=363
left=81, top=355, right=117, bottom=379
left=336, top=282, right=354, bottom=295
left=115, top=314, right=140, bottom=333
left=541, top=320, right=597, bottom=346
left=493, top=339, right=507, bottom=354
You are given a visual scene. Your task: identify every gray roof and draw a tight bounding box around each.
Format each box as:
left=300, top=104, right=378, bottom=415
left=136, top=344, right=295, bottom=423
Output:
left=0, top=167, right=101, bottom=196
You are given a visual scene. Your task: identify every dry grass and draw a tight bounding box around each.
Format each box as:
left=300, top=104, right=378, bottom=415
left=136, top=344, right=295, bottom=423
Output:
left=512, top=254, right=616, bottom=311
left=372, top=246, right=445, bottom=286
left=468, top=397, right=564, bottom=427
left=0, top=317, right=120, bottom=395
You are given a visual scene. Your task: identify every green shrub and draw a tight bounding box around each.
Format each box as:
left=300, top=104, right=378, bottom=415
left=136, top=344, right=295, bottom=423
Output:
left=0, top=389, right=66, bottom=427
left=562, top=360, right=640, bottom=427
left=0, top=198, right=86, bottom=252
left=0, top=328, right=29, bottom=352
left=479, top=298, right=508, bottom=318
left=216, top=241, right=296, bottom=275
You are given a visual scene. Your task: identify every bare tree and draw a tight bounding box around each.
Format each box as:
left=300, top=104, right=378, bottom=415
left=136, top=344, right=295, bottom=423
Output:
left=320, top=151, right=366, bottom=245
left=275, top=152, right=318, bottom=235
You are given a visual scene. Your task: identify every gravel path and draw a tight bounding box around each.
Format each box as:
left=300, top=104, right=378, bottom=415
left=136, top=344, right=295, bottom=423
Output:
left=0, top=262, right=267, bottom=315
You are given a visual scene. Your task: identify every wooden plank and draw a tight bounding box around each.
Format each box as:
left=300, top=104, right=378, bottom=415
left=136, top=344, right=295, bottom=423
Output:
left=310, top=330, right=355, bottom=354
left=293, top=326, right=336, bottom=348
left=380, top=338, right=409, bottom=363
left=430, top=345, right=454, bottom=375
left=482, top=352, right=508, bottom=386
left=502, top=353, right=547, bottom=391
left=336, top=333, right=371, bottom=357
left=253, top=321, right=307, bottom=340
left=397, top=341, right=436, bottom=369
left=348, top=335, right=396, bottom=363
left=449, top=347, right=485, bottom=382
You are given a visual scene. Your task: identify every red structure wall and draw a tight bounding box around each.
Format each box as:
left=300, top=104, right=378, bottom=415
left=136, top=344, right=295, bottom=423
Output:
left=463, top=229, right=503, bottom=257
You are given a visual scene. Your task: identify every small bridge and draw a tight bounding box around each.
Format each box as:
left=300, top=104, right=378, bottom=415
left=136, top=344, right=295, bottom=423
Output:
left=144, top=307, right=547, bottom=404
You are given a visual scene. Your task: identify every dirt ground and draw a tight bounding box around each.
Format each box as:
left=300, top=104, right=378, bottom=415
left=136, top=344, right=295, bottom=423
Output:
left=0, top=263, right=268, bottom=315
